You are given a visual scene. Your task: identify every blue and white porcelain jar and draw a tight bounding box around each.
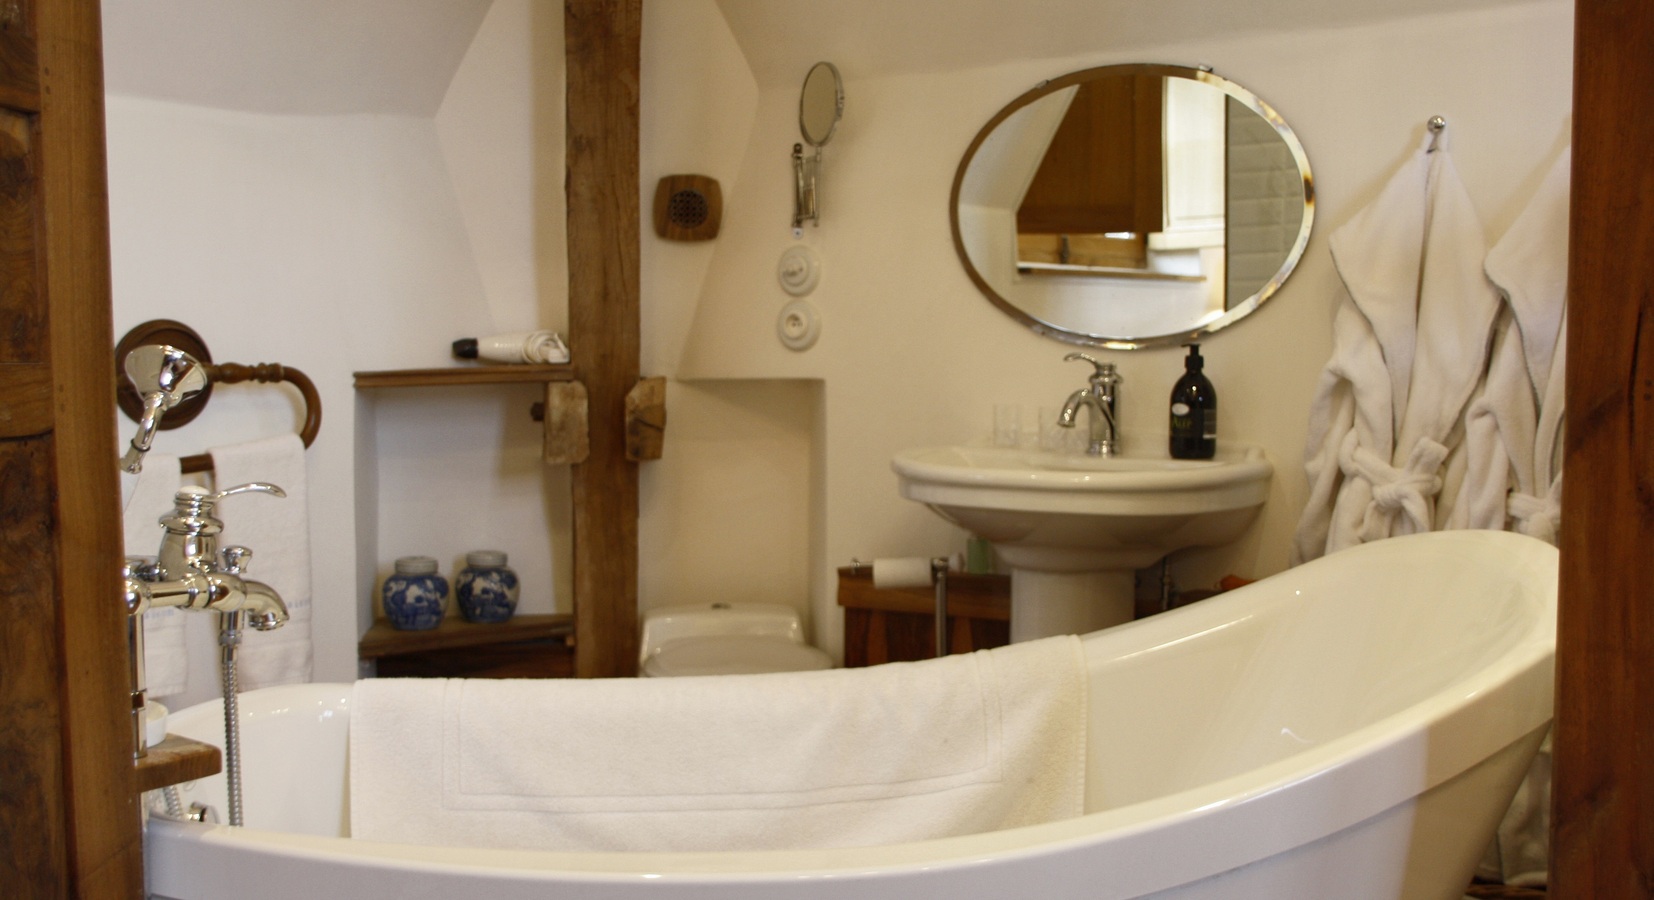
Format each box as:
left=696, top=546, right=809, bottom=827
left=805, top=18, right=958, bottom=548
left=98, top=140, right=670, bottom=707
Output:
left=456, top=550, right=519, bottom=624
left=381, top=556, right=448, bottom=631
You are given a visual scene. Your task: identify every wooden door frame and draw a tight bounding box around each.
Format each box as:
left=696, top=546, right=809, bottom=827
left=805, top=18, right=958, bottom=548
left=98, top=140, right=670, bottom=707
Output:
left=1, top=0, right=142, bottom=896
left=7, top=0, right=1649, bottom=895
left=1550, top=0, right=1654, bottom=895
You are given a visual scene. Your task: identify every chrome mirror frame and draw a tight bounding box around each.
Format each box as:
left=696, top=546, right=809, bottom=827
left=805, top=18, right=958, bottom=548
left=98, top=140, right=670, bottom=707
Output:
left=950, top=63, right=1314, bottom=349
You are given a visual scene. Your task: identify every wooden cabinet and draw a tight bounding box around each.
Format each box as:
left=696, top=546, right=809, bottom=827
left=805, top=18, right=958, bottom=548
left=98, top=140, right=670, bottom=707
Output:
left=836, top=567, right=1011, bottom=666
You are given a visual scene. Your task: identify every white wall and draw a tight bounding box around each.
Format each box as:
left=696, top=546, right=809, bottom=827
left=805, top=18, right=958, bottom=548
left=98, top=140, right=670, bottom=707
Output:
left=106, top=99, right=498, bottom=707
left=106, top=0, right=1575, bottom=697
left=674, top=0, right=1574, bottom=657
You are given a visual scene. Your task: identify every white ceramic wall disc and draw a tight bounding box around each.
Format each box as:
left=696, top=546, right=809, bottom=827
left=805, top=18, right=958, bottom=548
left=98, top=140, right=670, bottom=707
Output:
left=777, top=245, right=822, bottom=296
left=777, top=299, right=821, bottom=350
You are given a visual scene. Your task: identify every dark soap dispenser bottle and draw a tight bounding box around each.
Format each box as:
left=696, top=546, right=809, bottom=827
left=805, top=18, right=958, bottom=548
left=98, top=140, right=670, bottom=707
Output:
left=1169, top=344, right=1217, bottom=459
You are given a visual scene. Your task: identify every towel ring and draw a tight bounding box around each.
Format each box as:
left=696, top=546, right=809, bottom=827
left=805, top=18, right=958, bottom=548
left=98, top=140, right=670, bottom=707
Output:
left=115, top=319, right=323, bottom=474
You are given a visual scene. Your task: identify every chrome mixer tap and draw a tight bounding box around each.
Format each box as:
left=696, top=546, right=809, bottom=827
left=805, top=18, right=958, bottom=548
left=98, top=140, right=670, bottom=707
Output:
left=1058, top=352, right=1123, bottom=457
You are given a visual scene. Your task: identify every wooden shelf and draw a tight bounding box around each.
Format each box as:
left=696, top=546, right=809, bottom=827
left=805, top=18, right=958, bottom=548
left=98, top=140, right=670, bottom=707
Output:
left=1017, top=262, right=1205, bottom=282
left=136, top=734, right=222, bottom=793
left=837, top=567, right=1012, bottom=667
left=359, top=613, right=574, bottom=660
left=353, top=364, right=575, bottom=389
left=836, top=567, right=1011, bottom=620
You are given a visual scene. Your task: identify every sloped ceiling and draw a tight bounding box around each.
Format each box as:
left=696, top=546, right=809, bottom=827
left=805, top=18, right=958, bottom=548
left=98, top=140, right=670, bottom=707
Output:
left=99, top=0, right=1535, bottom=113
left=100, top=0, right=492, bottom=115
left=713, top=0, right=1535, bottom=85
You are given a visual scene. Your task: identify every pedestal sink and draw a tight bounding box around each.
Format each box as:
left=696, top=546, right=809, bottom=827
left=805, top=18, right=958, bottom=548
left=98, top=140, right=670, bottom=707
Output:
left=892, top=443, right=1271, bottom=641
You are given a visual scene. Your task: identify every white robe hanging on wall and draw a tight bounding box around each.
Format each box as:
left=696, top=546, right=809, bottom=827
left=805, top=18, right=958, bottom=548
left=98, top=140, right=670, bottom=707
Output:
left=1457, top=148, right=1570, bottom=543
left=1292, top=128, right=1501, bottom=562
left=1465, top=147, right=1569, bottom=890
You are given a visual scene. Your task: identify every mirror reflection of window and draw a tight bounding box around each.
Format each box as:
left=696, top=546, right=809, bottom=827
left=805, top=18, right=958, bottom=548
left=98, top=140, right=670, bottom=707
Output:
left=1157, top=78, right=1226, bottom=317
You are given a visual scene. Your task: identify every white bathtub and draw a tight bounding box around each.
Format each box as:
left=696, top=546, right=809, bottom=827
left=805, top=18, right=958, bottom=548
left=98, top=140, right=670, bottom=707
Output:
left=146, top=530, right=1556, bottom=900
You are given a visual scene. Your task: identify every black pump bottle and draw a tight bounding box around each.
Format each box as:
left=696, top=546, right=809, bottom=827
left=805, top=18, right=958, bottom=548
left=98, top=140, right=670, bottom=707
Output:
left=1169, top=344, right=1217, bottom=459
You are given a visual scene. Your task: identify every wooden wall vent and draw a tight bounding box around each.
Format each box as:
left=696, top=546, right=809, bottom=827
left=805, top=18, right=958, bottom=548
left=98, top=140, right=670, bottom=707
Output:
left=653, top=175, right=722, bottom=241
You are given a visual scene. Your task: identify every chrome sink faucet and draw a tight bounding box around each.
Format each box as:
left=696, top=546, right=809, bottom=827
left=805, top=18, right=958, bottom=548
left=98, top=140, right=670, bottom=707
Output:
left=124, top=483, right=289, bottom=757
left=1059, top=352, right=1122, bottom=457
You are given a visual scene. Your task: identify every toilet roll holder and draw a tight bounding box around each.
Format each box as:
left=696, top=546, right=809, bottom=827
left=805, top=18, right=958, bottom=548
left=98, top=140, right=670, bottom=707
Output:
left=854, top=556, right=955, bottom=659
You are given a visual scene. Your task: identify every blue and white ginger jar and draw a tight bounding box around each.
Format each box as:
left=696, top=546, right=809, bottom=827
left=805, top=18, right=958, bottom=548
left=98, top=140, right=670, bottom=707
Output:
left=456, top=550, right=519, bottom=624
left=382, top=556, right=448, bottom=631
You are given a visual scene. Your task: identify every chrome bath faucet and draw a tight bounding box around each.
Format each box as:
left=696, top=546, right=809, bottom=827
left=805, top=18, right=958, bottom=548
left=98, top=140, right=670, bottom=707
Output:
left=124, top=483, right=289, bottom=757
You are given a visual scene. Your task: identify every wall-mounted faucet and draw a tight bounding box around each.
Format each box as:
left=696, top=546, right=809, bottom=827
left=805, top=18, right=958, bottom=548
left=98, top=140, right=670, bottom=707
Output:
left=125, top=483, right=289, bottom=759
left=1059, top=352, right=1123, bottom=457
left=119, top=343, right=208, bottom=473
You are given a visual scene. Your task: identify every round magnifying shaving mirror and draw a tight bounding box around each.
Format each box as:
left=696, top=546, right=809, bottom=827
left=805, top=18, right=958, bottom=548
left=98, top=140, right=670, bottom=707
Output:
left=951, top=64, right=1314, bottom=349
left=800, top=61, right=844, bottom=147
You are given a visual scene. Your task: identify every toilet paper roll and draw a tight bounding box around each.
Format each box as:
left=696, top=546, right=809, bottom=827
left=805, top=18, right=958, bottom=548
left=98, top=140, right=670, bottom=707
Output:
left=872, top=557, right=935, bottom=589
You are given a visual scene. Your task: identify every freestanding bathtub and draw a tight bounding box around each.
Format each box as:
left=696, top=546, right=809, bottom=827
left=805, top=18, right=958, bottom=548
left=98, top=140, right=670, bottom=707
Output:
left=146, top=530, right=1556, bottom=900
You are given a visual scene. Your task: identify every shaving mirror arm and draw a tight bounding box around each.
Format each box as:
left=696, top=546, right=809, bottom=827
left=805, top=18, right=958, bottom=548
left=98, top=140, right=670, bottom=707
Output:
left=792, top=61, right=844, bottom=234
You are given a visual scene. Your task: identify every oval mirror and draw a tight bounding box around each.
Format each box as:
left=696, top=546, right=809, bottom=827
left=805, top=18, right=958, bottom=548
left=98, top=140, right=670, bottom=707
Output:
left=800, top=61, right=843, bottom=148
left=951, top=64, right=1314, bottom=349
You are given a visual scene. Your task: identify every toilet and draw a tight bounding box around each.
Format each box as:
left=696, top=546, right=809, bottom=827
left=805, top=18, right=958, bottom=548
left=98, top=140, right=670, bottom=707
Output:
left=638, top=602, right=834, bottom=676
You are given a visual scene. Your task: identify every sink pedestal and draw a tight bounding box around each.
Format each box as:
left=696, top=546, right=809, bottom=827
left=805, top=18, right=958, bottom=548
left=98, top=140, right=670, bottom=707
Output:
left=1009, top=569, right=1135, bottom=642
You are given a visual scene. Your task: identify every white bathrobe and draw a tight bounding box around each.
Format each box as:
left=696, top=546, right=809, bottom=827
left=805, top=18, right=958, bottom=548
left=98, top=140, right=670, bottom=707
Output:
left=1293, top=128, right=1501, bottom=562
left=1451, top=148, right=1569, bottom=542
left=1466, top=147, right=1569, bottom=890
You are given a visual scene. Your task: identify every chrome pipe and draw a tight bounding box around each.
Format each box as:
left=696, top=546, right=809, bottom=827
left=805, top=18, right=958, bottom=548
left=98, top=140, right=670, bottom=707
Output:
left=931, top=557, right=951, bottom=659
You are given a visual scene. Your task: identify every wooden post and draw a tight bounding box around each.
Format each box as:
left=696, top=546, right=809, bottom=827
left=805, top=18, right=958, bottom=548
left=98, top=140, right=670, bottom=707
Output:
left=565, top=0, right=642, bottom=678
left=0, top=0, right=141, bottom=895
left=1551, top=0, right=1654, bottom=894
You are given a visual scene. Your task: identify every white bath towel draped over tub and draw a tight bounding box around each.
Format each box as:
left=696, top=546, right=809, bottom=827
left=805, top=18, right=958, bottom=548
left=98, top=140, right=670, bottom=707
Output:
left=349, top=635, right=1088, bottom=854
left=1293, top=127, right=1502, bottom=563
left=210, top=433, right=314, bottom=689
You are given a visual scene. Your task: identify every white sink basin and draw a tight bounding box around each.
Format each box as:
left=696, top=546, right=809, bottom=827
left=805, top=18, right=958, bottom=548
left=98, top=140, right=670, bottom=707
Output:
left=892, top=442, right=1272, bottom=640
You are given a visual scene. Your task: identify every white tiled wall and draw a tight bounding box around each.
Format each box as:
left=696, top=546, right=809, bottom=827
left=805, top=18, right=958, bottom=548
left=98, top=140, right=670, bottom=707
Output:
left=1226, top=96, right=1306, bottom=307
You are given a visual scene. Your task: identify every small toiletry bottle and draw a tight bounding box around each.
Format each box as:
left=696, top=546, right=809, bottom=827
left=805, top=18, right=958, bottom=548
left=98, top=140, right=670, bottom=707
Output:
left=452, top=331, right=570, bottom=365
left=1169, top=344, right=1217, bottom=459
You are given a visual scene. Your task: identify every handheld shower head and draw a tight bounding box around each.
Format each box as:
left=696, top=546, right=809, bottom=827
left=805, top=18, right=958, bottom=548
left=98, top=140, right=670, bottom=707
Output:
left=119, top=344, right=209, bottom=473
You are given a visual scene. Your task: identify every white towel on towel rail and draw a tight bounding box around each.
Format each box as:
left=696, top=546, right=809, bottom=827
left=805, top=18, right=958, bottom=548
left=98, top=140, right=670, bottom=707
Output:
left=122, top=453, right=188, bottom=698
left=210, top=433, right=313, bottom=689
left=349, top=635, right=1088, bottom=853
